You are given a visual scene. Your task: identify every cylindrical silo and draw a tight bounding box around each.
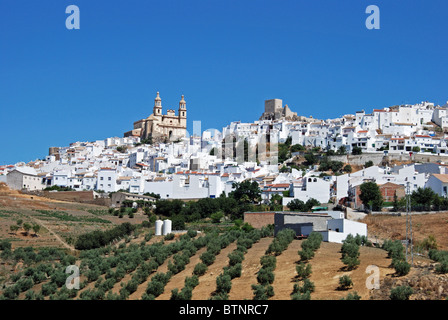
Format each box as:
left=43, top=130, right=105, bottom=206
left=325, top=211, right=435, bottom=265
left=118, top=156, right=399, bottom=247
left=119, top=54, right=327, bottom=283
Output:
left=162, top=219, right=172, bottom=236
left=155, top=220, right=163, bottom=236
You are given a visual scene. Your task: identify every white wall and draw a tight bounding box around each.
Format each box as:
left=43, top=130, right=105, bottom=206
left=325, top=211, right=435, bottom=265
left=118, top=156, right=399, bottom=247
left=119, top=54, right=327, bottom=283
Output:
left=7, top=170, right=45, bottom=191
left=425, top=175, right=448, bottom=197
left=283, top=177, right=330, bottom=205
left=97, top=170, right=117, bottom=192
left=144, top=180, right=173, bottom=199
left=323, top=219, right=368, bottom=244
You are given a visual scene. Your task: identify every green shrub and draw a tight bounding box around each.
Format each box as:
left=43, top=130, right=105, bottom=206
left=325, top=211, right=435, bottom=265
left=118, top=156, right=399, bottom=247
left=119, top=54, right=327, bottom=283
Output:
left=200, top=251, right=216, bottom=266
left=164, top=233, right=175, bottom=241
left=2, top=285, right=20, bottom=300
left=298, top=248, right=315, bottom=262
left=293, top=278, right=315, bottom=294
left=296, top=262, right=312, bottom=280
left=252, top=284, right=274, bottom=300
left=193, top=262, right=208, bottom=276
left=266, top=229, right=295, bottom=255
left=216, top=273, right=232, bottom=294
left=16, top=277, right=34, bottom=292
left=228, top=250, right=245, bottom=266
left=187, top=229, right=197, bottom=238
left=184, top=275, right=199, bottom=289
left=338, top=275, right=353, bottom=290
left=341, top=291, right=361, bottom=300
left=341, top=242, right=360, bottom=259
left=260, top=255, right=276, bottom=270
left=24, top=290, right=36, bottom=300
left=41, top=282, right=58, bottom=296
left=146, top=280, right=165, bottom=297
left=390, top=285, right=413, bottom=300
left=170, top=287, right=193, bottom=300
left=75, top=222, right=135, bottom=250
left=291, top=291, right=311, bottom=300
left=209, top=291, right=229, bottom=300
left=393, top=260, right=411, bottom=276
left=257, top=267, right=275, bottom=285
left=224, top=263, right=242, bottom=279
left=435, top=261, right=448, bottom=274
left=382, top=240, right=405, bottom=261
left=341, top=255, right=360, bottom=270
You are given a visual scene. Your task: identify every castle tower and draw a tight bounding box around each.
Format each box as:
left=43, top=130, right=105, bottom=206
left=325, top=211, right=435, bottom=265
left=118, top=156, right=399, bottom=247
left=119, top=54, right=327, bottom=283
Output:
left=153, top=92, right=162, bottom=117
left=178, top=94, right=187, bottom=127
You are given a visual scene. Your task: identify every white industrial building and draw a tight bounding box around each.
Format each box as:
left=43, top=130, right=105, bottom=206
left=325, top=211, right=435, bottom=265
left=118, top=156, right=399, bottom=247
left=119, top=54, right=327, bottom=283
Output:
left=322, top=218, right=368, bottom=243
left=274, top=211, right=367, bottom=244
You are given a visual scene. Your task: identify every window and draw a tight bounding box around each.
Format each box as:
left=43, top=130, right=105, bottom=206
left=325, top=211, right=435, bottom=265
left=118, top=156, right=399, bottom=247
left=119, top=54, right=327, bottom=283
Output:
left=100, top=177, right=103, bottom=180
left=108, top=177, right=111, bottom=181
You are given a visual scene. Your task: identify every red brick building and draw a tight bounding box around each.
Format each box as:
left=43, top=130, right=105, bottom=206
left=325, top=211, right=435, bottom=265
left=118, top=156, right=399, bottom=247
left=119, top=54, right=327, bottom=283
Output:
left=244, top=212, right=275, bottom=229
left=352, top=182, right=405, bottom=209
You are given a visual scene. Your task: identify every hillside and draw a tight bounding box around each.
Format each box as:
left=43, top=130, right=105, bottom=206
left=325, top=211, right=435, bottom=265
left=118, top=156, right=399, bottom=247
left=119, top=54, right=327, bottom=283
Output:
left=0, top=186, right=447, bottom=300
left=362, top=212, right=448, bottom=251
left=0, top=183, right=146, bottom=250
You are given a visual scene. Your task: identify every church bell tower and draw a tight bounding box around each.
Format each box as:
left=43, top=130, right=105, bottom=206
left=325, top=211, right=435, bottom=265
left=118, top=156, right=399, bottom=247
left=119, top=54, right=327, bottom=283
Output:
left=178, top=95, right=187, bottom=127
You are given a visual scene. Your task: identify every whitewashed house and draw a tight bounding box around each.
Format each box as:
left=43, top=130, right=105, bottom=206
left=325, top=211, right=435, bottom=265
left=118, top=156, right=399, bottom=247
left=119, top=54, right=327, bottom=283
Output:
left=97, top=168, right=117, bottom=192
left=283, top=177, right=331, bottom=205
left=7, top=167, right=45, bottom=191
left=425, top=174, right=448, bottom=197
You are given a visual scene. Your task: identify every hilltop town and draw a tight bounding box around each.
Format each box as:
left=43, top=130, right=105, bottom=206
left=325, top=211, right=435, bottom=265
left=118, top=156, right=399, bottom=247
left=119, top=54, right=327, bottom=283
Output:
left=2, top=93, right=448, bottom=211
left=3, top=92, right=448, bottom=302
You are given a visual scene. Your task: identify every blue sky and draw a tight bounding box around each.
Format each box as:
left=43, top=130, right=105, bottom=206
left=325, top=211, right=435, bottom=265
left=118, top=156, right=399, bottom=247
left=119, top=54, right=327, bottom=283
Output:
left=1, top=0, right=448, bottom=165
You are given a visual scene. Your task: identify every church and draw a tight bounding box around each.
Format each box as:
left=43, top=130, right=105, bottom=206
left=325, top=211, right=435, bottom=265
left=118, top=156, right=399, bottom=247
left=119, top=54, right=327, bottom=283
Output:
left=124, top=92, right=187, bottom=142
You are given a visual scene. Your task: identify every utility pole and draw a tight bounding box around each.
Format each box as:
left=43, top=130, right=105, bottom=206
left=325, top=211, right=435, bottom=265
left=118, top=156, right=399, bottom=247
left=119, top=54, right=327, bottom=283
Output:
left=405, top=182, right=413, bottom=265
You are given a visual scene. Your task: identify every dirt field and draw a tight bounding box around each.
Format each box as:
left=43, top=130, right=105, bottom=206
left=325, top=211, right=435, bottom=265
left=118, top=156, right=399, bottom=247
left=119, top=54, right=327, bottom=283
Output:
left=1, top=184, right=447, bottom=300
left=141, top=237, right=405, bottom=300
left=228, top=237, right=273, bottom=300
left=362, top=212, right=448, bottom=251
left=191, top=242, right=238, bottom=300
left=0, top=184, right=146, bottom=250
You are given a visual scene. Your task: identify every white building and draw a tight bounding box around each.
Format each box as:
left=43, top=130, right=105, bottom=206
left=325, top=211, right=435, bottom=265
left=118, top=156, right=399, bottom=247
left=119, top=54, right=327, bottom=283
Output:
left=7, top=167, right=45, bottom=191
left=97, top=168, right=117, bottom=192
left=282, top=177, right=331, bottom=205
left=321, top=219, right=368, bottom=244
left=425, top=174, right=448, bottom=197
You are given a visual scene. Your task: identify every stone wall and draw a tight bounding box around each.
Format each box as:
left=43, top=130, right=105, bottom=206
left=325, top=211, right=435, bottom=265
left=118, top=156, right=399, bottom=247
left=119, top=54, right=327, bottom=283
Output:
left=329, top=152, right=448, bottom=166
left=23, top=190, right=111, bottom=206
